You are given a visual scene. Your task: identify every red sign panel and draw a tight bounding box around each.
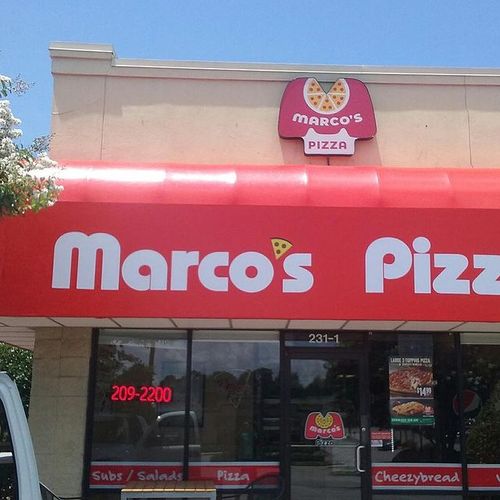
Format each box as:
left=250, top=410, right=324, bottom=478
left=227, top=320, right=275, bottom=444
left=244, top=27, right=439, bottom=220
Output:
left=278, top=77, right=376, bottom=155
left=371, top=431, right=392, bottom=440
left=372, top=463, right=462, bottom=490
left=3, top=203, right=500, bottom=321
left=89, top=462, right=279, bottom=488
left=468, top=464, right=500, bottom=491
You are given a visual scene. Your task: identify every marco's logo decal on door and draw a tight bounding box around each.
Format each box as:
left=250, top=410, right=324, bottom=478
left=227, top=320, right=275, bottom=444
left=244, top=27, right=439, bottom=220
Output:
left=278, top=77, right=376, bottom=156
left=304, top=412, right=345, bottom=445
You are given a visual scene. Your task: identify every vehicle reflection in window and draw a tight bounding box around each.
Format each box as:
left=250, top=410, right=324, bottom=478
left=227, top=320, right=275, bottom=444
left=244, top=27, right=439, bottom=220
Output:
left=139, top=411, right=200, bottom=461
left=190, top=331, right=280, bottom=463
left=92, top=413, right=147, bottom=461
left=91, top=330, right=188, bottom=463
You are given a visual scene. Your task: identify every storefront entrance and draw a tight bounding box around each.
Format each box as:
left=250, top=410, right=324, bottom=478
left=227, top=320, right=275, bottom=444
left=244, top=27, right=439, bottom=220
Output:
left=284, top=347, right=371, bottom=499
left=86, top=329, right=500, bottom=498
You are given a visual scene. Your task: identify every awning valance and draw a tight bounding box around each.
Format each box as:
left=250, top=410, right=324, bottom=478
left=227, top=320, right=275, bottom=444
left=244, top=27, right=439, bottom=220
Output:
left=58, top=161, right=500, bottom=209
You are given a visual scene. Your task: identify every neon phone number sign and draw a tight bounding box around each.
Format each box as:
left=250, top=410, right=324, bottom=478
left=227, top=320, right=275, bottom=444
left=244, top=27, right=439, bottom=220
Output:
left=110, top=385, right=173, bottom=403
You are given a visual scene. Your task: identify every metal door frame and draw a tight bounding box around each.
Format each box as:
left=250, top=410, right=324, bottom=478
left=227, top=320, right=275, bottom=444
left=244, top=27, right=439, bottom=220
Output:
left=281, top=344, right=372, bottom=500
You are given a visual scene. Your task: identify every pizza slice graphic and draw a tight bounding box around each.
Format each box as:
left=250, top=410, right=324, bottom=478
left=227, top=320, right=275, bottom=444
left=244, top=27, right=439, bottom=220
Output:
left=306, top=79, right=324, bottom=109
left=304, top=78, right=350, bottom=115
left=328, top=80, right=348, bottom=108
left=271, top=238, right=293, bottom=259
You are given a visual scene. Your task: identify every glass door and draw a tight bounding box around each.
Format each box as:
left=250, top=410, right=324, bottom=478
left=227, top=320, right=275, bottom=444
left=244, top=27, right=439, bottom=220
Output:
left=285, top=350, right=370, bottom=500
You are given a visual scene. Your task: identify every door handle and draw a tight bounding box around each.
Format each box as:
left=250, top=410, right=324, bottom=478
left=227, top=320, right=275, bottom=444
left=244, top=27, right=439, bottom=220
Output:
left=355, top=445, right=366, bottom=473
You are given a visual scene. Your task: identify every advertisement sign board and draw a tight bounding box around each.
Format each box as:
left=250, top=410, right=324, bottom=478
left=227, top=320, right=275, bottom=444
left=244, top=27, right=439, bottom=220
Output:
left=389, top=356, right=434, bottom=426
left=278, top=77, right=376, bottom=156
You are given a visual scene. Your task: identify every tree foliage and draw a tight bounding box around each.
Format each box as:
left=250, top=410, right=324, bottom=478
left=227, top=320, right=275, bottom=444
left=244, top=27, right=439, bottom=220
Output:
left=467, top=380, right=500, bottom=463
left=0, top=75, right=61, bottom=216
left=0, top=342, right=32, bottom=413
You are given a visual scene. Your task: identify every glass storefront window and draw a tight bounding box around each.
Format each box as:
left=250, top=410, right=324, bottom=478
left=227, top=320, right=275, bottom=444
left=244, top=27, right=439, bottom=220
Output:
left=370, top=333, right=461, bottom=497
left=88, top=328, right=500, bottom=499
left=91, top=330, right=188, bottom=465
left=461, top=333, right=500, bottom=495
left=190, top=331, right=280, bottom=464
left=89, top=329, right=280, bottom=496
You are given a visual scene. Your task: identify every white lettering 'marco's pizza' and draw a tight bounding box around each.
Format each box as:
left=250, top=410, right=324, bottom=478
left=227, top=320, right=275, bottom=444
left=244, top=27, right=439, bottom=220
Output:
left=389, top=367, right=432, bottom=394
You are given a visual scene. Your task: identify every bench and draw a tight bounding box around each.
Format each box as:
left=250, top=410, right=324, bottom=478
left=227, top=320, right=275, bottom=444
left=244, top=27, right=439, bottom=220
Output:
left=120, top=480, right=216, bottom=500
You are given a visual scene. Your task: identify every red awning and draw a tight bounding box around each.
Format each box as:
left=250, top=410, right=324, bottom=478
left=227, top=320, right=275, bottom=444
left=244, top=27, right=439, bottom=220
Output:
left=3, top=161, right=500, bottom=324
left=58, top=161, right=500, bottom=209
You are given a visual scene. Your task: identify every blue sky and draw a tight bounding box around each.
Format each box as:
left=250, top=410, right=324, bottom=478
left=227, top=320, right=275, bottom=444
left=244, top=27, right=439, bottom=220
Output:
left=2, top=0, right=500, bottom=145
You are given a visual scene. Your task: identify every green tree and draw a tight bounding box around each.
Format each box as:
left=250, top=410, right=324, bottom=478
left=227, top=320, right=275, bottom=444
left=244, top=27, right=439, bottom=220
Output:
left=0, top=343, right=31, bottom=499
left=467, top=380, right=500, bottom=463
left=0, top=343, right=33, bottom=413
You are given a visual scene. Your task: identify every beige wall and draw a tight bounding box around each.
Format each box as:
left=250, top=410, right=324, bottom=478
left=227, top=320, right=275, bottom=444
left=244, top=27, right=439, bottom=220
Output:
left=50, top=43, right=500, bottom=168
left=29, top=327, right=92, bottom=497
left=35, top=43, right=500, bottom=497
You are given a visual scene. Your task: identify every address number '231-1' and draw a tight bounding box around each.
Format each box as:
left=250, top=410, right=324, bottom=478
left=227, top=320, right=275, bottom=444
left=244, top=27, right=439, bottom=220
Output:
left=308, top=333, right=340, bottom=344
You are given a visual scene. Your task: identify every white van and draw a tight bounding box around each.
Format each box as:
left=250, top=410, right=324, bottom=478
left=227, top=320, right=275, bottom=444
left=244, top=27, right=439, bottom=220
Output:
left=0, top=372, right=68, bottom=499
left=0, top=373, right=41, bottom=499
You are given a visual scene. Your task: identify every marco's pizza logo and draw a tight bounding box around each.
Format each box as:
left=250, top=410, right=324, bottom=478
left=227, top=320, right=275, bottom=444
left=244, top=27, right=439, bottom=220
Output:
left=278, top=77, right=376, bottom=156
left=304, top=412, right=345, bottom=440
left=51, top=232, right=314, bottom=294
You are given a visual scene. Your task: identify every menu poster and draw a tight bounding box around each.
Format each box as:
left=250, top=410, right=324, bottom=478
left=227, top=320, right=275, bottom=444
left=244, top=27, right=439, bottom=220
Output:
left=389, top=356, right=434, bottom=426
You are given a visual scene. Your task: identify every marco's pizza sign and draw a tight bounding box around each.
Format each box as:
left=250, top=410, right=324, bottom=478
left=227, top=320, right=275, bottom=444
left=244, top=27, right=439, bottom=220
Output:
left=278, top=77, right=376, bottom=156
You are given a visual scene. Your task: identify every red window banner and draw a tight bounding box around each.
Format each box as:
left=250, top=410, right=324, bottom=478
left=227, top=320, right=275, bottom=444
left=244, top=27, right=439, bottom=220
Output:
left=90, top=463, right=183, bottom=487
left=372, top=463, right=462, bottom=490
left=91, top=462, right=500, bottom=490
left=89, top=462, right=279, bottom=488
left=468, top=464, right=500, bottom=491
left=190, top=462, right=280, bottom=488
